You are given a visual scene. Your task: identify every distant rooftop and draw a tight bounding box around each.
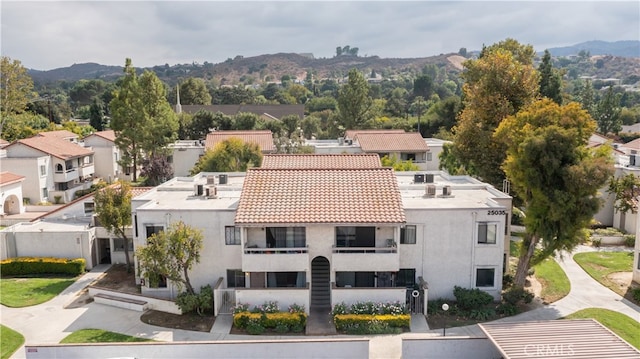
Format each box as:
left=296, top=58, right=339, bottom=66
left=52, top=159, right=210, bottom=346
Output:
left=261, top=154, right=381, bottom=169
left=205, top=130, right=275, bottom=153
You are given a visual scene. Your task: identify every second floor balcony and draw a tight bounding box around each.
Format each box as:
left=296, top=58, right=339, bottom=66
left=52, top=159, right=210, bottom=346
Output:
left=332, top=243, right=399, bottom=272
left=53, top=167, right=78, bottom=182
left=242, top=245, right=309, bottom=272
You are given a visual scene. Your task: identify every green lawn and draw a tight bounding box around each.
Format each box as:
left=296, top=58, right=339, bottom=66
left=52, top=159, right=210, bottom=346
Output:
left=60, top=329, right=154, bottom=343
left=1, top=325, right=25, bottom=359
left=534, top=257, right=571, bottom=303
left=0, top=276, right=77, bottom=307
left=564, top=308, right=640, bottom=350
left=573, top=251, right=633, bottom=296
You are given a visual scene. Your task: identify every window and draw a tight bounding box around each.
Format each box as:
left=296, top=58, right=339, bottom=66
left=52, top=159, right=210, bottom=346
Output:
left=396, top=268, right=416, bottom=288
left=56, top=182, right=69, bottom=191
left=55, top=164, right=63, bottom=173
left=478, top=223, right=497, bottom=244
left=84, top=202, right=95, bottom=215
left=401, top=225, right=416, bottom=244
left=401, top=153, right=416, bottom=161
left=267, top=272, right=306, bottom=288
left=427, top=152, right=433, bottom=161
left=336, top=272, right=375, bottom=287
left=335, top=226, right=375, bottom=248
left=113, top=238, right=133, bottom=252
left=225, top=226, right=241, bottom=245
left=476, top=268, right=495, bottom=287
left=40, top=165, right=46, bottom=176
left=266, top=227, right=306, bottom=248
left=145, top=225, right=164, bottom=240
left=42, top=187, right=48, bottom=199
left=227, top=269, right=246, bottom=288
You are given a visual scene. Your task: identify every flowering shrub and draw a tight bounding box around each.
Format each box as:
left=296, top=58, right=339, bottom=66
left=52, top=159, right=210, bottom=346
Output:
left=330, top=301, right=409, bottom=334
left=251, top=300, right=280, bottom=313
left=288, top=303, right=305, bottom=313
left=233, top=310, right=307, bottom=334
left=232, top=302, right=249, bottom=314
left=331, top=301, right=407, bottom=316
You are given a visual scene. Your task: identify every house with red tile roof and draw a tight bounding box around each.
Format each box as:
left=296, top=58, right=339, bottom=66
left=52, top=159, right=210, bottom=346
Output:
left=132, top=154, right=511, bottom=315
left=205, top=130, right=275, bottom=153
left=2, top=135, right=95, bottom=204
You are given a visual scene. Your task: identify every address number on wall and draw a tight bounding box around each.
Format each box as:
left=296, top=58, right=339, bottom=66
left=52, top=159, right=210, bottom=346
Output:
left=487, top=210, right=506, bottom=215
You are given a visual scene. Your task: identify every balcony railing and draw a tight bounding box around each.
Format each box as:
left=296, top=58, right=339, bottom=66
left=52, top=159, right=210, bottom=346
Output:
left=332, top=245, right=400, bottom=272
left=78, top=163, right=95, bottom=178
left=53, top=168, right=78, bottom=182
left=242, top=245, right=309, bottom=272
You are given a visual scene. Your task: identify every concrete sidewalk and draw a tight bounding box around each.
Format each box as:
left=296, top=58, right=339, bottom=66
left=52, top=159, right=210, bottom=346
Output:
left=2, top=246, right=638, bottom=359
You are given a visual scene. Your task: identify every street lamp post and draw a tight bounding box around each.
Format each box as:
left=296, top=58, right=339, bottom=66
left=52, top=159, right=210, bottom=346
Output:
left=441, top=303, right=449, bottom=336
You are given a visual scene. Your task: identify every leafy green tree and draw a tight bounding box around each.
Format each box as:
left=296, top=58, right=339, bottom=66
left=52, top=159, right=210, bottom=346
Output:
left=281, top=114, right=301, bottom=137
left=306, top=96, right=337, bottom=113
left=337, top=69, right=372, bottom=130
left=495, top=99, right=613, bottom=287
left=94, top=182, right=133, bottom=272
left=137, top=70, right=179, bottom=156
left=538, top=50, right=563, bottom=105
left=190, top=138, right=262, bottom=174
left=233, top=112, right=259, bottom=130
left=1, top=56, right=36, bottom=135
left=136, top=221, right=203, bottom=295
left=575, top=79, right=596, bottom=116
left=179, top=78, right=212, bottom=105
left=608, top=173, right=640, bottom=214
left=381, top=155, right=419, bottom=171
left=385, top=87, right=409, bottom=118
left=413, top=75, right=434, bottom=100
left=450, top=39, right=539, bottom=187
left=595, top=86, right=622, bottom=135
left=211, top=86, right=255, bottom=104
left=410, top=96, right=429, bottom=135
left=69, top=79, right=108, bottom=109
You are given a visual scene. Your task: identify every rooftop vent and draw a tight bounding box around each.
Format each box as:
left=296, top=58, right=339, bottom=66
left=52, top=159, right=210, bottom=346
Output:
left=205, top=185, right=217, bottom=199
left=414, top=174, right=425, bottom=183
left=442, top=185, right=452, bottom=197
left=206, top=175, right=215, bottom=185
left=194, top=184, right=204, bottom=196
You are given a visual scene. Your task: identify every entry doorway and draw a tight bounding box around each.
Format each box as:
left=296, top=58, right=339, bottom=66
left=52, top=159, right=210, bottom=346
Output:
left=98, top=238, right=111, bottom=264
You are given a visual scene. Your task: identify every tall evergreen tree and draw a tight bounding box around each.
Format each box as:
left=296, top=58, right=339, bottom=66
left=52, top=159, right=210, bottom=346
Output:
left=538, top=50, right=563, bottom=104
left=337, top=69, right=372, bottom=130
left=89, top=98, right=104, bottom=131
left=595, top=86, right=622, bottom=135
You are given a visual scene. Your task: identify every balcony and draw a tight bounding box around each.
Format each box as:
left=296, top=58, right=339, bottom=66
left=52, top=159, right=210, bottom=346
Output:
left=53, top=167, right=78, bottom=182
left=78, top=163, right=95, bottom=178
left=242, top=246, right=309, bottom=272
left=332, top=246, right=399, bottom=272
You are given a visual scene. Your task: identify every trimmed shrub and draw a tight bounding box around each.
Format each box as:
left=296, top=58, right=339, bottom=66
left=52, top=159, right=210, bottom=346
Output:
left=632, top=288, right=640, bottom=302
left=502, top=287, right=534, bottom=306
left=0, top=257, right=85, bottom=276
left=453, top=286, right=493, bottom=311
left=175, top=285, right=213, bottom=315
left=623, top=235, right=636, bottom=247
left=233, top=311, right=307, bottom=331
left=333, top=314, right=410, bottom=334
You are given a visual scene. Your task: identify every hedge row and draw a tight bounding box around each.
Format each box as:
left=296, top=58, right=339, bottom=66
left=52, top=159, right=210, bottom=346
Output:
left=333, top=314, right=410, bottom=332
left=0, top=257, right=86, bottom=276
left=233, top=311, right=307, bottom=333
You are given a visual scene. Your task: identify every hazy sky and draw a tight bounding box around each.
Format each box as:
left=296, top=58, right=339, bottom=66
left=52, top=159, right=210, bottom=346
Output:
left=2, top=1, right=639, bottom=70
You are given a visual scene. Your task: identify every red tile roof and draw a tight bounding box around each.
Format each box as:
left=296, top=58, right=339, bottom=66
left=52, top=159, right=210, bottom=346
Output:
left=38, top=130, right=79, bottom=140
left=8, top=136, right=93, bottom=160
left=354, top=132, right=428, bottom=152
left=235, top=168, right=405, bottom=225
left=85, top=130, right=116, bottom=142
left=261, top=154, right=382, bottom=169
left=0, top=172, right=25, bottom=186
left=205, top=130, right=275, bottom=153
left=623, top=137, right=640, bottom=151
left=344, top=129, right=405, bottom=139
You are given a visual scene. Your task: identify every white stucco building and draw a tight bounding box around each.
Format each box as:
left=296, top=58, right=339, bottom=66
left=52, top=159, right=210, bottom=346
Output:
left=0, top=172, right=25, bottom=216
left=132, top=154, right=511, bottom=315
left=2, top=133, right=95, bottom=204
left=82, top=130, right=123, bottom=182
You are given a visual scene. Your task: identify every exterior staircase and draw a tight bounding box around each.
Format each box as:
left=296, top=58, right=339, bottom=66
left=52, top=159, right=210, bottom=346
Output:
left=311, top=257, right=330, bottom=310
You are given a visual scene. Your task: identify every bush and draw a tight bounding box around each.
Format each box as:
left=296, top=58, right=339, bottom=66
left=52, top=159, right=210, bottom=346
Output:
left=330, top=301, right=407, bottom=316
left=333, top=314, right=410, bottom=334
left=453, top=286, right=493, bottom=311
left=592, top=238, right=602, bottom=248
left=502, top=274, right=514, bottom=288
left=496, top=303, right=517, bottom=316
left=468, top=308, right=495, bottom=320
left=0, top=257, right=85, bottom=276
left=233, top=310, right=307, bottom=332
left=175, top=285, right=213, bottom=315
left=246, top=319, right=265, bottom=335
left=632, top=288, right=640, bottom=302
left=502, top=287, right=534, bottom=306
left=624, top=235, right=636, bottom=247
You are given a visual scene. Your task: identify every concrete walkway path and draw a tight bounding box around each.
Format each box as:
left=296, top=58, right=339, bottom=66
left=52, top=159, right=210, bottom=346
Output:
left=2, top=245, right=638, bottom=359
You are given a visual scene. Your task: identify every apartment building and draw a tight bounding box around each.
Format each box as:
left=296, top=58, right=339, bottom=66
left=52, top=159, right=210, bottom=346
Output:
left=132, top=154, right=511, bottom=314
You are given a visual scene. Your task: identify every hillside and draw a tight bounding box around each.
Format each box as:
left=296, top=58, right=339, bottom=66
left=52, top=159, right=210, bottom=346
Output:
left=547, top=40, right=639, bottom=58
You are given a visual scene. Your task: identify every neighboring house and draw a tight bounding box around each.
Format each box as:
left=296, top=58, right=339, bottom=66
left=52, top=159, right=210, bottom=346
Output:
left=2, top=135, right=95, bottom=204
left=83, top=130, right=123, bottom=181
left=132, top=154, right=511, bottom=315
left=423, top=138, right=451, bottom=171
left=169, top=140, right=206, bottom=177
left=621, top=123, right=640, bottom=134
left=38, top=130, right=79, bottom=143
left=0, top=185, right=151, bottom=269
left=178, top=104, right=305, bottom=121
left=0, top=172, right=25, bottom=216
left=205, top=130, right=276, bottom=154
left=309, top=130, right=433, bottom=170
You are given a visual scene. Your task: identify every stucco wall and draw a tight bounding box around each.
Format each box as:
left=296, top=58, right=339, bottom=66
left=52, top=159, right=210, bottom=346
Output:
left=2, top=157, right=51, bottom=204
left=1, top=180, right=24, bottom=215
left=403, top=337, right=500, bottom=359
left=172, top=146, right=205, bottom=177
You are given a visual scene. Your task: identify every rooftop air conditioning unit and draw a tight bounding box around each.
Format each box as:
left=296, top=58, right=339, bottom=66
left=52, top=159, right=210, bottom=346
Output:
left=414, top=174, right=425, bottom=183
left=425, top=184, right=436, bottom=197
left=442, top=185, right=452, bottom=197
left=219, top=174, right=228, bottom=185
left=425, top=174, right=434, bottom=183
left=205, top=185, right=217, bottom=199
left=206, top=175, right=215, bottom=185
left=194, top=184, right=204, bottom=196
